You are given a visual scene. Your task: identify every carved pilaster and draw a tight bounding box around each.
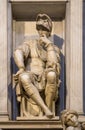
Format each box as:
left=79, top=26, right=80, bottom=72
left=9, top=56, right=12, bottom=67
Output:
left=0, top=0, right=12, bottom=120
left=66, top=0, right=83, bottom=114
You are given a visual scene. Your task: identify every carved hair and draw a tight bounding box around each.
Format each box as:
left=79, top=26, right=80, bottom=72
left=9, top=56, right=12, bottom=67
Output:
left=60, top=109, right=78, bottom=130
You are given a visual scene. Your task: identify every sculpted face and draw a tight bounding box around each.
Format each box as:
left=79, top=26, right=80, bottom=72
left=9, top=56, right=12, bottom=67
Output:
left=38, top=29, right=50, bottom=38
left=66, top=114, right=79, bottom=127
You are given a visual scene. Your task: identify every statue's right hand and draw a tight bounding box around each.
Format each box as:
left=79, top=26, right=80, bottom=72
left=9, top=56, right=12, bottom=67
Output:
left=13, top=68, right=24, bottom=84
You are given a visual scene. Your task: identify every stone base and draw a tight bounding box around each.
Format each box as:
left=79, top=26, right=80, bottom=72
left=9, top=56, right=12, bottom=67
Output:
left=17, top=116, right=59, bottom=120
left=0, top=116, right=9, bottom=121
left=0, top=116, right=85, bottom=129
left=0, top=113, right=9, bottom=121
left=79, top=116, right=85, bottom=122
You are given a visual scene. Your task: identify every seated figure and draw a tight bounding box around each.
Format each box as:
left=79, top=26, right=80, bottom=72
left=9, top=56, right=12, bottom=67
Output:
left=13, top=13, right=61, bottom=119
left=60, top=109, right=81, bottom=130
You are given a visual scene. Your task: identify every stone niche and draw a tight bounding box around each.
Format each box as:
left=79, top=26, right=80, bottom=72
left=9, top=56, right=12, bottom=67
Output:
left=0, top=0, right=83, bottom=129
left=12, top=0, right=66, bottom=120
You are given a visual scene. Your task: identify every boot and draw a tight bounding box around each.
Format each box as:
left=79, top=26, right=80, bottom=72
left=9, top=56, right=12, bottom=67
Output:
left=23, top=82, right=53, bottom=118
left=30, top=93, right=53, bottom=118
left=45, top=84, right=56, bottom=111
left=45, top=94, right=53, bottom=111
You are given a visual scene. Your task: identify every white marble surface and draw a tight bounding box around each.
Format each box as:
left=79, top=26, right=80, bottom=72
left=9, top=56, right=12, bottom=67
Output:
left=0, top=0, right=9, bottom=120
left=66, top=0, right=83, bottom=114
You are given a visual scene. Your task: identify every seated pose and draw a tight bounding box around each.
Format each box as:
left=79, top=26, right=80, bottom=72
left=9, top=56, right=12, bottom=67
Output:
left=14, top=13, right=61, bottom=118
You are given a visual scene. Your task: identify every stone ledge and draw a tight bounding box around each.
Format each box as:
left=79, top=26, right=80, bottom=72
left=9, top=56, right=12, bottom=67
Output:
left=10, top=0, right=66, bottom=21
left=79, top=116, right=85, bottom=122
left=10, top=0, right=68, bottom=2
left=0, top=116, right=85, bottom=129
left=0, top=120, right=62, bottom=129
left=16, top=116, right=59, bottom=120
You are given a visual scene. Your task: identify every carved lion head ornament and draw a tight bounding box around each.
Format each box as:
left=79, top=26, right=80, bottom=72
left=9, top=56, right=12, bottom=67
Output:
left=36, top=13, right=52, bottom=36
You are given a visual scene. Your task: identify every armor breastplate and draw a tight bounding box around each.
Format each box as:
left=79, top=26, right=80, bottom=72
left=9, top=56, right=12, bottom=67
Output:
left=26, top=40, right=46, bottom=75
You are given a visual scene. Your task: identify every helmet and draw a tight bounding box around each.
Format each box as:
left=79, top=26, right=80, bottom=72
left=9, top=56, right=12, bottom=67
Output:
left=36, top=13, right=52, bottom=33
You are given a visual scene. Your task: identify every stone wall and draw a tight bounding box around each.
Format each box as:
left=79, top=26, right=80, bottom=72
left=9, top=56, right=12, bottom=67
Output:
left=0, top=0, right=84, bottom=129
left=83, top=1, right=85, bottom=114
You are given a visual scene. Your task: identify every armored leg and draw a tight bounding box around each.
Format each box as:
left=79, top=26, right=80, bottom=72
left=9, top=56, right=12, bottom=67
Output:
left=45, top=71, right=57, bottom=111
left=19, top=72, right=53, bottom=118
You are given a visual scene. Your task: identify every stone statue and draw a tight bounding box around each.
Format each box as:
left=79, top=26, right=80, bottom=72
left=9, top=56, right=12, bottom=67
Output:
left=81, top=122, right=85, bottom=130
left=13, top=13, right=61, bottom=119
left=60, top=109, right=81, bottom=130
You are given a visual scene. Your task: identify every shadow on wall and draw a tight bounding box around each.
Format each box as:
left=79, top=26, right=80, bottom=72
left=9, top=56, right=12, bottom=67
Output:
left=8, top=57, right=19, bottom=120
left=12, top=22, right=25, bottom=120
left=53, top=34, right=65, bottom=115
left=83, top=2, right=85, bottom=114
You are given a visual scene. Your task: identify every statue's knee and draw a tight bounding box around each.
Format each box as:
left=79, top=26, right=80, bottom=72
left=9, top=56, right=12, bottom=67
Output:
left=47, top=71, right=56, bottom=84
left=19, top=73, right=30, bottom=84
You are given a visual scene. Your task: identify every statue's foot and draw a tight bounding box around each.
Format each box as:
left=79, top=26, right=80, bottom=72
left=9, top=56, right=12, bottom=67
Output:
left=45, top=110, right=54, bottom=118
